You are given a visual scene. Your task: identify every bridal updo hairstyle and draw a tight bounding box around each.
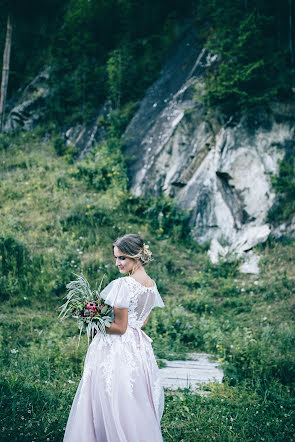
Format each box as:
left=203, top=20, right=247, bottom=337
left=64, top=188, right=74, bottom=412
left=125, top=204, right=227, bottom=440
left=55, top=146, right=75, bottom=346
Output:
left=113, top=234, right=152, bottom=266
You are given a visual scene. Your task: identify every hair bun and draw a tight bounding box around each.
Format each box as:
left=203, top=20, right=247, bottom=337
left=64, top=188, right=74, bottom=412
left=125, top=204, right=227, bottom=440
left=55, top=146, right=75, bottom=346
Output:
left=141, top=243, right=152, bottom=265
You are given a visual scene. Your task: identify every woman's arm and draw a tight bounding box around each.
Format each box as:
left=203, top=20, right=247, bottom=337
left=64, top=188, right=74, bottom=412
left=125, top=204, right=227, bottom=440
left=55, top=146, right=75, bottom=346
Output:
left=141, top=313, right=151, bottom=329
left=106, top=307, right=128, bottom=335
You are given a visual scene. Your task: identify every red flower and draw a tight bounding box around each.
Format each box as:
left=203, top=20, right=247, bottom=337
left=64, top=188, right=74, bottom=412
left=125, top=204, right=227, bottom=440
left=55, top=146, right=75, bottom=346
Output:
left=86, top=302, right=97, bottom=312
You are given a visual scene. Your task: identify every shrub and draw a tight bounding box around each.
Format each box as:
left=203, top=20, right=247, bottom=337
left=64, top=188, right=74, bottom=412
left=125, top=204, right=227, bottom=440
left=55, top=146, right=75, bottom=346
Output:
left=71, top=138, right=127, bottom=192
left=0, top=236, right=34, bottom=301
left=129, top=194, right=191, bottom=241
left=268, top=154, right=295, bottom=223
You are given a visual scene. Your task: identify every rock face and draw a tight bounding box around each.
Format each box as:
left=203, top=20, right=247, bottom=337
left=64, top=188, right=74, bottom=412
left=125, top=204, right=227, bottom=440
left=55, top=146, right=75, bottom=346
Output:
left=123, top=30, right=294, bottom=261
left=4, top=66, right=110, bottom=159
left=4, top=68, right=50, bottom=131
left=5, top=27, right=293, bottom=264
left=64, top=101, right=111, bottom=158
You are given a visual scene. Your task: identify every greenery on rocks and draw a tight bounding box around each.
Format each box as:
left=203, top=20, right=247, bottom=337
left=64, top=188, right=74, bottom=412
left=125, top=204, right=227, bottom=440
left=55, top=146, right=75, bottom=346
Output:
left=268, top=154, right=295, bottom=224
left=197, top=0, right=294, bottom=114
left=2, top=0, right=294, bottom=126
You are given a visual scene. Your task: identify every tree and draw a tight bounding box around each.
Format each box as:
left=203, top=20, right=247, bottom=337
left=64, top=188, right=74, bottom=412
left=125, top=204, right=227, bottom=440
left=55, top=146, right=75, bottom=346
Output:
left=0, top=14, right=12, bottom=131
left=289, top=0, right=294, bottom=65
left=0, top=0, right=64, bottom=129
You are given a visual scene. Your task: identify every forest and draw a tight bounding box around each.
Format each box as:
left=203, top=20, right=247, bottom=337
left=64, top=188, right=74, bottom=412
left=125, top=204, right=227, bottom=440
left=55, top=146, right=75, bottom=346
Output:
left=0, top=0, right=294, bottom=123
left=0, top=1, right=295, bottom=441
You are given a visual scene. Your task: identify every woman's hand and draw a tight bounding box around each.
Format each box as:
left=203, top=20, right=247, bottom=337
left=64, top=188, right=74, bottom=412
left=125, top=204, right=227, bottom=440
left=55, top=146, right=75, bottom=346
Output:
left=106, top=307, right=128, bottom=335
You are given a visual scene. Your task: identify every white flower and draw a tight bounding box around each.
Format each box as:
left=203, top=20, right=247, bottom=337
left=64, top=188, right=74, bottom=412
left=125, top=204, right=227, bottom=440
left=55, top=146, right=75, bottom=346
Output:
left=10, top=348, right=19, bottom=354
left=68, top=379, right=75, bottom=384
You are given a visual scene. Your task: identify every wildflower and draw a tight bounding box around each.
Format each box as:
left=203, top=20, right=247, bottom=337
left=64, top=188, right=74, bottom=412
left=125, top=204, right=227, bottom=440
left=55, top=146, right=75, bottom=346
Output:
left=10, top=349, right=19, bottom=354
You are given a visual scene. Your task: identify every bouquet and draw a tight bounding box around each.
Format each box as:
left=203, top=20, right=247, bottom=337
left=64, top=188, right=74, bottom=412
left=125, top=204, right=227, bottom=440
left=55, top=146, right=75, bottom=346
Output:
left=59, top=273, right=113, bottom=344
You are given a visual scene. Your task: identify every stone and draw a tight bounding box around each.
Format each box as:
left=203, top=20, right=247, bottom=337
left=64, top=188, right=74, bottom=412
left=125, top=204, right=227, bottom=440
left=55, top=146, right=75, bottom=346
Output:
left=239, top=250, right=261, bottom=274
left=64, top=101, right=112, bottom=158
left=227, top=224, right=271, bottom=261
left=159, top=353, right=223, bottom=392
left=271, top=217, right=295, bottom=240
left=207, top=239, right=229, bottom=264
left=4, top=68, right=50, bottom=131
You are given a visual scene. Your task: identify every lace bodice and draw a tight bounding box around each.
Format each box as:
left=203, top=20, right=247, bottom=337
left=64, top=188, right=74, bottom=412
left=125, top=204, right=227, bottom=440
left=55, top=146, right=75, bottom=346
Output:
left=100, top=276, right=164, bottom=328
left=125, top=276, right=159, bottom=328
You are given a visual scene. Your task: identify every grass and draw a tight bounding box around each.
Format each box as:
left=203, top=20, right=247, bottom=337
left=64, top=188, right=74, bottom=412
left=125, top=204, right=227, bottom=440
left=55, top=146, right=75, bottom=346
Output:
left=0, top=128, right=295, bottom=441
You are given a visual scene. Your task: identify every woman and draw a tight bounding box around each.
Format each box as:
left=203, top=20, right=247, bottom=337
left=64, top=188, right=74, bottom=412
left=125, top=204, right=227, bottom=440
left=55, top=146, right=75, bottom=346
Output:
left=63, top=234, right=165, bottom=442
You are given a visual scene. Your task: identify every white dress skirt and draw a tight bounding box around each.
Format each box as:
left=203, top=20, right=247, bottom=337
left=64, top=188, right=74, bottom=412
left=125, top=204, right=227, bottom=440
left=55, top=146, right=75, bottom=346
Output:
left=63, top=276, right=165, bottom=442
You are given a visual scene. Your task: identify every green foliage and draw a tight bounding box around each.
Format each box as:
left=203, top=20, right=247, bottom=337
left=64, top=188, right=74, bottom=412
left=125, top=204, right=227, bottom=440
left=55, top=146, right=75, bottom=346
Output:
left=0, top=236, right=34, bottom=301
left=0, top=0, right=65, bottom=97
left=53, top=136, right=76, bottom=163
left=104, top=101, right=139, bottom=138
left=1, top=128, right=295, bottom=441
left=0, top=134, right=11, bottom=151
left=128, top=194, right=191, bottom=241
left=106, top=45, right=137, bottom=108
left=46, top=0, right=189, bottom=125
left=197, top=0, right=292, bottom=114
left=162, top=384, right=295, bottom=441
left=146, top=301, right=204, bottom=356
left=268, top=154, right=295, bottom=223
left=71, top=138, right=128, bottom=192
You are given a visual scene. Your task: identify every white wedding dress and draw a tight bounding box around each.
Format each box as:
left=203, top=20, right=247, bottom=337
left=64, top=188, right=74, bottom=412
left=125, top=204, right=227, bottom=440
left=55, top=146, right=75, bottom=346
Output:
left=63, top=276, right=165, bottom=442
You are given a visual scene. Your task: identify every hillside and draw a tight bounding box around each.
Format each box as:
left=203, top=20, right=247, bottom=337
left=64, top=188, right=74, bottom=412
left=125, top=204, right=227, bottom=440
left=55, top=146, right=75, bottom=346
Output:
left=0, top=0, right=295, bottom=440
left=0, top=130, right=294, bottom=441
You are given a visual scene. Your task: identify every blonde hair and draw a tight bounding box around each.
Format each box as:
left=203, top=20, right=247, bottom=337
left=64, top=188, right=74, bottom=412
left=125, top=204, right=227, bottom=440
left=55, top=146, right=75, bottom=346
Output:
left=113, top=234, right=152, bottom=266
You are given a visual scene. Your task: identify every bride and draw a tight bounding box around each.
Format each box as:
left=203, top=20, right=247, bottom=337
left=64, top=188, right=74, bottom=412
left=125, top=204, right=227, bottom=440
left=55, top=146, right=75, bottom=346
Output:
left=63, top=234, right=165, bottom=442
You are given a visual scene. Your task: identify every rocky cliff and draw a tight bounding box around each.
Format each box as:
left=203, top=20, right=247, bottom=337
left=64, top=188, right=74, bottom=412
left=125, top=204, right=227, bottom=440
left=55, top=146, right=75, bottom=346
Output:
left=123, top=29, right=295, bottom=268
left=4, top=28, right=294, bottom=269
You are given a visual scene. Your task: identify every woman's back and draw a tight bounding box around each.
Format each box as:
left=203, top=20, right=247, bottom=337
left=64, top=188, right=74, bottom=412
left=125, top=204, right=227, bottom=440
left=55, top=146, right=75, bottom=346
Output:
left=100, top=276, right=164, bottom=329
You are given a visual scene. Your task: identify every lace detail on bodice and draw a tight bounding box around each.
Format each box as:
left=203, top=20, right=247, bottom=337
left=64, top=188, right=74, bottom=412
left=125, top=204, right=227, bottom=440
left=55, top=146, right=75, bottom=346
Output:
left=124, top=276, right=156, bottom=328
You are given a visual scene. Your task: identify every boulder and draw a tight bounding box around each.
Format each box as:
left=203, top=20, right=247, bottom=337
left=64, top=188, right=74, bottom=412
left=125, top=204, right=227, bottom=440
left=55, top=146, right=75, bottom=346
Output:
left=4, top=68, right=50, bottom=131
left=64, top=101, right=111, bottom=158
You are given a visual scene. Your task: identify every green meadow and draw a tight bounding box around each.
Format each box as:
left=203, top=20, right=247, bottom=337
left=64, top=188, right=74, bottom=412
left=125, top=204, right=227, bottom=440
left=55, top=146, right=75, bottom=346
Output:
left=0, top=129, right=294, bottom=441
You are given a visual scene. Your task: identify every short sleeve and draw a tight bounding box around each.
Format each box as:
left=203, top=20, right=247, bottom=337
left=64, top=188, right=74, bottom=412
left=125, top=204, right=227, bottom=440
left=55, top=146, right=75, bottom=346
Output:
left=153, top=285, right=165, bottom=308
left=100, top=278, right=130, bottom=309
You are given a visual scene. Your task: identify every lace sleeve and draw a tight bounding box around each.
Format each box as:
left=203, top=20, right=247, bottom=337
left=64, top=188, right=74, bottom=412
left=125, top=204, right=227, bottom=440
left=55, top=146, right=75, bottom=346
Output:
left=153, top=285, right=165, bottom=308
left=100, top=278, right=130, bottom=309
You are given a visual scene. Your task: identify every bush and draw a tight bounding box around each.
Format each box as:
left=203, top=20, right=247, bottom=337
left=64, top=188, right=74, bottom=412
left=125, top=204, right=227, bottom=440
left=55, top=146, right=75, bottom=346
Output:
left=0, top=236, right=34, bottom=301
left=198, top=1, right=292, bottom=114
left=129, top=194, right=191, bottom=241
left=71, top=138, right=127, bottom=192
left=268, top=154, right=295, bottom=223
left=146, top=302, right=204, bottom=356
